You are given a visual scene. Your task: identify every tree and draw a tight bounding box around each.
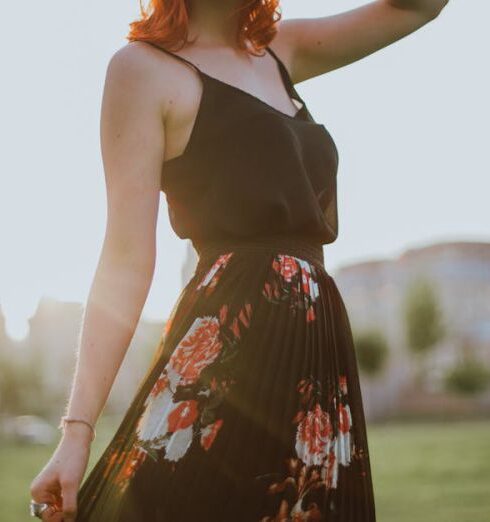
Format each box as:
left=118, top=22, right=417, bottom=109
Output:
left=444, top=356, right=490, bottom=396
left=0, top=354, right=24, bottom=415
left=403, top=277, right=445, bottom=386
left=353, top=329, right=389, bottom=378
left=0, top=349, right=46, bottom=417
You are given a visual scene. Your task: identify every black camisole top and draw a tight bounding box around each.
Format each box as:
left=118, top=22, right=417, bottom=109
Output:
left=145, top=42, right=340, bottom=248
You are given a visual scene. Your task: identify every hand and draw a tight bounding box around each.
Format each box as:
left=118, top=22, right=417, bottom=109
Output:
left=30, top=426, right=92, bottom=521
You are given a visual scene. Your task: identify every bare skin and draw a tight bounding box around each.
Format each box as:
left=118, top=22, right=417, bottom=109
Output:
left=29, top=0, right=448, bottom=520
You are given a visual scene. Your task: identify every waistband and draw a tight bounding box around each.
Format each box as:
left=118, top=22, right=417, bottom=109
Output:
left=192, top=236, right=325, bottom=269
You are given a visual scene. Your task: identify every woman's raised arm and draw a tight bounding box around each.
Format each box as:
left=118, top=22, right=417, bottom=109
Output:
left=270, top=0, right=450, bottom=83
left=29, top=43, right=171, bottom=522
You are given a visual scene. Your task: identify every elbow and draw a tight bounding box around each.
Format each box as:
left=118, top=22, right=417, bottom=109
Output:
left=387, top=0, right=449, bottom=21
left=102, top=234, right=156, bottom=275
left=425, top=0, right=449, bottom=20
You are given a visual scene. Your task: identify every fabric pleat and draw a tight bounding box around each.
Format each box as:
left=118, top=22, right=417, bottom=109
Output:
left=76, top=242, right=376, bottom=521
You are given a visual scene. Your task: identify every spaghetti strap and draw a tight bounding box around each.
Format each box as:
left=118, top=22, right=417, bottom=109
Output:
left=265, top=45, right=305, bottom=108
left=144, top=41, right=203, bottom=76
left=265, top=45, right=304, bottom=102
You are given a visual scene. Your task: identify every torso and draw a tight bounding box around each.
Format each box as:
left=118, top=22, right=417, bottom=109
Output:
left=129, top=39, right=340, bottom=246
left=134, top=41, right=304, bottom=163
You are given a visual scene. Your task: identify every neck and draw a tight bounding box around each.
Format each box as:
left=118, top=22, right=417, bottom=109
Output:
left=186, top=0, right=248, bottom=48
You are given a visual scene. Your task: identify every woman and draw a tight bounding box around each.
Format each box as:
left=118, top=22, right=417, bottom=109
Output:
left=29, top=0, right=448, bottom=520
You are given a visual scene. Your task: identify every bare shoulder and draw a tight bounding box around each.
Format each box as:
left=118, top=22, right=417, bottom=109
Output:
left=103, top=41, right=178, bottom=117
left=106, top=41, right=161, bottom=88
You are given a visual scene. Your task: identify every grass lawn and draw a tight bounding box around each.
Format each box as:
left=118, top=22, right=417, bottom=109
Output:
left=368, top=418, right=490, bottom=522
left=1, top=417, right=489, bottom=521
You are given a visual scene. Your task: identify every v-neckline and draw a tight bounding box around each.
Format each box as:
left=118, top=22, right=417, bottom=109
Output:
left=147, top=41, right=308, bottom=122
left=198, top=70, right=307, bottom=122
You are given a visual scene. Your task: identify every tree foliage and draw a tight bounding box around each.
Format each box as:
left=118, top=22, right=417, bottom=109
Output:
left=444, top=357, right=490, bottom=396
left=403, top=277, right=445, bottom=356
left=0, top=351, right=45, bottom=416
left=353, top=329, right=389, bottom=377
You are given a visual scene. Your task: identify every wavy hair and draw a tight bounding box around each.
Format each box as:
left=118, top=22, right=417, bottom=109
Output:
left=127, top=0, right=282, bottom=56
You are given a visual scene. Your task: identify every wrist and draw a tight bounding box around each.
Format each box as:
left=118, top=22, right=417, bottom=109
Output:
left=58, top=415, right=97, bottom=446
left=60, top=422, right=94, bottom=447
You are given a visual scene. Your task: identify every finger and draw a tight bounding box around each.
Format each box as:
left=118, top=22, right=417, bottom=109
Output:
left=30, top=478, right=60, bottom=506
left=30, top=478, right=50, bottom=503
left=41, top=504, right=63, bottom=522
left=30, top=491, right=56, bottom=506
left=60, top=480, right=78, bottom=521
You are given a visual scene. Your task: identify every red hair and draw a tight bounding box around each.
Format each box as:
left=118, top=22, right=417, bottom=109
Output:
left=127, top=0, right=282, bottom=56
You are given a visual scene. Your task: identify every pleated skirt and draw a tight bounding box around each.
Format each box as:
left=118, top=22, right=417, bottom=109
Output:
left=76, top=237, right=376, bottom=521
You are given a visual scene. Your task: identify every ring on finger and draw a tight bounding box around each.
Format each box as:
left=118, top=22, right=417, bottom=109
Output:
left=29, top=500, right=52, bottom=518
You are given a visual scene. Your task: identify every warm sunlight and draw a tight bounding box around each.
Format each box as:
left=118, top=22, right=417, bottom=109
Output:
left=2, top=2, right=489, bottom=522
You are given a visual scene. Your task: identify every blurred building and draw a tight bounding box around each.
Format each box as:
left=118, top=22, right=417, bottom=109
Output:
left=332, top=241, right=490, bottom=419
left=0, top=296, right=165, bottom=418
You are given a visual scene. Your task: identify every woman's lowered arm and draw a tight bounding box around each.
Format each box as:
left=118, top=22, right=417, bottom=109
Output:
left=29, top=43, right=169, bottom=522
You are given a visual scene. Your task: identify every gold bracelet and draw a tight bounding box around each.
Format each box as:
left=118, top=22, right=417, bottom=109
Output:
left=58, top=415, right=96, bottom=441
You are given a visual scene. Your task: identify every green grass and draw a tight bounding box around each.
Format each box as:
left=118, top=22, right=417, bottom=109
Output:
left=1, top=418, right=489, bottom=521
left=368, top=419, right=490, bottom=522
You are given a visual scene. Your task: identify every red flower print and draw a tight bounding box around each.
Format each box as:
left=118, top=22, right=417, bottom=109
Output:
left=167, top=400, right=199, bottom=433
left=302, top=269, right=312, bottom=294
left=149, top=374, right=170, bottom=398
left=229, top=317, right=241, bottom=339
left=228, top=302, right=253, bottom=340
left=273, top=255, right=299, bottom=283
left=306, top=306, right=316, bottom=322
left=131, top=285, right=255, bottom=471
left=263, top=256, right=320, bottom=323
left=196, top=252, right=233, bottom=294
left=262, top=280, right=281, bottom=301
left=293, top=377, right=355, bottom=489
left=102, top=447, right=124, bottom=480
left=200, top=418, right=224, bottom=451
left=338, top=403, right=351, bottom=434
left=219, top=303, right=228, bottom=325
left=134, top=307, right=246, bottom=466
left=112, top=445, right=148, bottom=493
left=255, top=376, right=358, bottom=520
left=322, top=445, right=338, bottom=489
left=255, top=455, right=331, bottom=520
left=335, top=403, right=353, bottom=467
left=297, top=259, right=320, bottom=303
left=297, top=378, right=314, bottom=397
left=238, top=302, right=252, bottom=328
left=168, top=316, right=223, bottom=385
left=339, top=375, right=348, bottom=396
left=295, top=403, right=333, bottom=466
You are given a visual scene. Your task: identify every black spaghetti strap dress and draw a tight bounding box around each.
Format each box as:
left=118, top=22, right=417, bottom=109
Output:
left=76, top=42, right=376, bottom=522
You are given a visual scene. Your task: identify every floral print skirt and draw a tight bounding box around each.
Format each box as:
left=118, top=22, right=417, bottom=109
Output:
left=76, top=237, right=376, bottom=521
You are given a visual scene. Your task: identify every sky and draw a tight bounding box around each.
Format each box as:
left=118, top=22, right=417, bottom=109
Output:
left=1, top=0, right=488, bottom=340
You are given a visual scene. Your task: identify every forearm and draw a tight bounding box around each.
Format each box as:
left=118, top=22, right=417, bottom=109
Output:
left=62, top=243, right=154, bottom=443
